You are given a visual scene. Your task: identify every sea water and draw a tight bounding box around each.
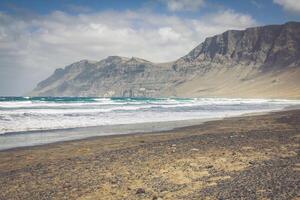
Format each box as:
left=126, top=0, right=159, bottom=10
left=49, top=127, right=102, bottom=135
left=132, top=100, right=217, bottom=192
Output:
left=0, top=97, right=299, bottom=150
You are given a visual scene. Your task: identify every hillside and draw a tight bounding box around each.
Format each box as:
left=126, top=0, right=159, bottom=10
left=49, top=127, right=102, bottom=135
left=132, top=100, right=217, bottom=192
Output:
left=30, top=22, right=300, bottom=99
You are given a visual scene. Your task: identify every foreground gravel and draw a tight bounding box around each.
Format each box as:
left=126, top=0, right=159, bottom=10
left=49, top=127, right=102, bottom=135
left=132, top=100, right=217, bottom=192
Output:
left=0, top=110, right=299, bottom=200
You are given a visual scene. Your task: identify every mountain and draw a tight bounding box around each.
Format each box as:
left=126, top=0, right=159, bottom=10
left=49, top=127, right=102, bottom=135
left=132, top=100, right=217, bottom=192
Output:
left=30, top=22, right=300, bottom=99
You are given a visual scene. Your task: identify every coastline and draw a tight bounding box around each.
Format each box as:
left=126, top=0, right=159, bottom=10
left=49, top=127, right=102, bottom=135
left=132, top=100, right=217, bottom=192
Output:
left=2, top=105, right=297, bottom=151
left=0, top=109, right=299, bottom=199
left=0, top=117, right=219, bottom=152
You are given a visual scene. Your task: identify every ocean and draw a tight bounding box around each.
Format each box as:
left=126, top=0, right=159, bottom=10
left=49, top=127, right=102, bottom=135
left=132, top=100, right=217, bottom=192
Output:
left=0, top=97, right=299, bottom=150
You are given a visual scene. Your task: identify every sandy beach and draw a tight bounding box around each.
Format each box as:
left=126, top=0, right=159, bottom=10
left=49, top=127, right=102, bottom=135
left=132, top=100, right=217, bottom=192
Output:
left=0, top=109, right=299, bottom=200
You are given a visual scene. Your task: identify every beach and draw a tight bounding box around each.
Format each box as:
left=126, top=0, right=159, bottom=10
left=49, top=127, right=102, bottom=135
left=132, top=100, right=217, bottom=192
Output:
left=0, top=109, right=299, bottom=199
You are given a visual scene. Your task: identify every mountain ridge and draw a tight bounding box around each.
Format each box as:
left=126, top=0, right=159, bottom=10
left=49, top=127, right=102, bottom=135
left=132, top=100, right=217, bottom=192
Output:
left=30, top=22, right=300, bottom=99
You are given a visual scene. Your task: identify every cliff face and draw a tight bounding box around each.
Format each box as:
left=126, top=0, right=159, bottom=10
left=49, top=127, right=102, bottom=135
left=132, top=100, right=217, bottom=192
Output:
left=31, top=57, right=181, bottom=97
left=174, top=22, right=300, bottom=70
left=30, top=22, right=300, bottom=98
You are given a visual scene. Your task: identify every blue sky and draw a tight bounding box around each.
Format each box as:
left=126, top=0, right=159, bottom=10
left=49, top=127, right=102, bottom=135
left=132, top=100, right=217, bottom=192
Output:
left=0, top=0, right=300, bottom=95
left=1, top=0, right=299, bottom=23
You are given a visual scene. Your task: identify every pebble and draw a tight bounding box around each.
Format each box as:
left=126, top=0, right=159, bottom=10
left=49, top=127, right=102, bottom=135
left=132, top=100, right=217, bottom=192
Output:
left=206, top=165, right=214, bottom=169
left=136, top=188, right=145, bottom=194
left=191, top=148, right=199, bottom=151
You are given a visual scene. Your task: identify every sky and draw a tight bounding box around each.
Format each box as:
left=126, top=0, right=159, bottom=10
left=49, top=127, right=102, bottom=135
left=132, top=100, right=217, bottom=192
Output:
left=0, top=0, right=300, bottom=96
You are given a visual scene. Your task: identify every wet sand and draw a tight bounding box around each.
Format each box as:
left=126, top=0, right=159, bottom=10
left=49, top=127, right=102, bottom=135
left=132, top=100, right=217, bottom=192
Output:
left=0, top=109, right=299, bottom=199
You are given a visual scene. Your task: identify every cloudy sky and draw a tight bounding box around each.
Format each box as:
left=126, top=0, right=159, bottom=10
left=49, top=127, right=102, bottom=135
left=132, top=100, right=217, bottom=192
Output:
left=0, top=0, right=300, bottom=95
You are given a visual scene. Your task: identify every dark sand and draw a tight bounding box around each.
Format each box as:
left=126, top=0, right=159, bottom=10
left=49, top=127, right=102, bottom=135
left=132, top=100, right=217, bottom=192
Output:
left=0, top=110, right=299, bottom=200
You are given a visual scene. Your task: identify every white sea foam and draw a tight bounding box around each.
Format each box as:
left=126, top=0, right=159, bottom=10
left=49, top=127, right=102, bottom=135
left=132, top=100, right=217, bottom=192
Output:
left=0, top=97, right=299, bottom=134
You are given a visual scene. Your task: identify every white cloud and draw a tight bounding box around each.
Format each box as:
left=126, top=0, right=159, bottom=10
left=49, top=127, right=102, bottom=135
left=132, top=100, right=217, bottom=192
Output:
left=273, top=0, right=300, bottom=13
left=208, top=10, right=257, bottom=29
left=161, top=0, right=205, bottom=11
left=0, top=9, right=257, bottom=95
left=158, top=27, right=181, bottom=42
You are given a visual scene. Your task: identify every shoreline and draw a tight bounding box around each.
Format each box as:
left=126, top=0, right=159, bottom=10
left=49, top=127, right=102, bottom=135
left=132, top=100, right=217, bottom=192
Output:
left=0, top=117, right=219, bottom=152
left=1, top=106, right=295, bottom=152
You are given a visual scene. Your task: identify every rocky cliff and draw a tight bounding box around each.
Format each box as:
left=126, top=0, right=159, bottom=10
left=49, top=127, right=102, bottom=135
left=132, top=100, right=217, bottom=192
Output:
left=30, top=22, right=300, bottom=98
